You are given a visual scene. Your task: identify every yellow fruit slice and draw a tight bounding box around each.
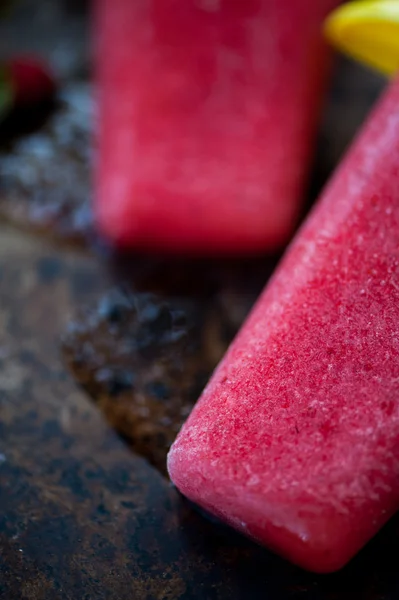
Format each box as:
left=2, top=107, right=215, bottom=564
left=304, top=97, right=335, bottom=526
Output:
left=325, top=1, right=399, bottom=77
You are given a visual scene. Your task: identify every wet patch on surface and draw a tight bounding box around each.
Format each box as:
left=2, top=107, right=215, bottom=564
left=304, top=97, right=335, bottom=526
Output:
left=61, top=287, right=232, bottom=476
left=0, top=83, right=93, bottom=249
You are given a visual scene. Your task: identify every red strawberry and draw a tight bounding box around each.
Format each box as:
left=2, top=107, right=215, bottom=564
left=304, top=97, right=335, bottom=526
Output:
left=7, top=56, right=56, bottom=107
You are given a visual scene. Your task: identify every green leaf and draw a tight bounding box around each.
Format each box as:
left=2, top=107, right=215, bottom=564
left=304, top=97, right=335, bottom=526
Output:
left=0, top=66, right=13, bottom=121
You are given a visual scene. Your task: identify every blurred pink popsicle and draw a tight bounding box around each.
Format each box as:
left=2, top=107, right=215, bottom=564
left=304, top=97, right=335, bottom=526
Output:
left=94, top=0, right=338, bottom=255
left=168, top=74, right=399, bottom=572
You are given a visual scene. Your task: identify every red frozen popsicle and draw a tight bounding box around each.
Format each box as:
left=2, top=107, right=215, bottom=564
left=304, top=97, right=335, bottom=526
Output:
left=168, top=74, right=399, bottom=572
left=94, top=0, right=338, bottom=255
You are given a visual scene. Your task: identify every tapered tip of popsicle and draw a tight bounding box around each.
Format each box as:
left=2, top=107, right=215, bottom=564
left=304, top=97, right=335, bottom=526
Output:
left=167, top=447, right=373, bottom=574
left=325, top=1, right=399, bottom=76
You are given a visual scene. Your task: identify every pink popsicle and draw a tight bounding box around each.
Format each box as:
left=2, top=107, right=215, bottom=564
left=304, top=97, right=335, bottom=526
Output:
left=94, top=0, right=338, bottom=255
left=168, top=75, right=399, bottom=572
